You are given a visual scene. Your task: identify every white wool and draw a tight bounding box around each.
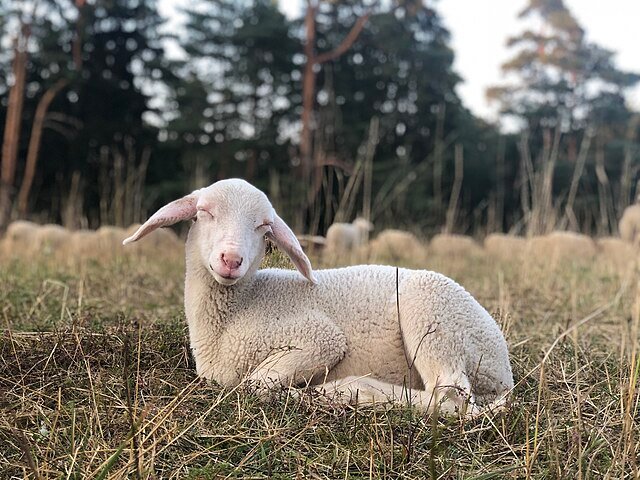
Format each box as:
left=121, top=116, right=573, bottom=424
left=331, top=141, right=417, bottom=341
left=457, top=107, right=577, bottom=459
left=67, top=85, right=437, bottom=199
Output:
left=368, top=229, right=427, bottom=264
left=1, top=220, right=40, bottom=257
left=596, top=236, right=638, bottom=270
left=527, top=231, right=597, bottom=261
left=619, top=204, right=640, bottom=245
left=429, top=234, right=483, bottom=257
left=124, top=179, right=513, bottom=416
left=96, top=226, right=127, bottom=253
left=70, top=229, right=101, bottom=257
left=324, top=217, right=373, bottom=257
left=124, top=223, right=182, bottom=255
left=483, top=234, right=527, bottom=262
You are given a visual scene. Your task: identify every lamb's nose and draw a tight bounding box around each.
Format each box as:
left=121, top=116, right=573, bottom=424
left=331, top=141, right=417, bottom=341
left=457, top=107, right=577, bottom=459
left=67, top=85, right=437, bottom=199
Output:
left=221, top=252, right=243, bottom=270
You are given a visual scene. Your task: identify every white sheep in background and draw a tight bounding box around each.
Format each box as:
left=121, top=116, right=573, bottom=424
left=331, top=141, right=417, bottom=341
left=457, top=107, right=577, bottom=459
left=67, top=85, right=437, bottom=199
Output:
left=1, top=220, right=40, bottom=257
left=619, top=201, right=640, bottom=245
left=70, top=229, right=101, bottom=258
left=596, top=237, right=638, bottom=270
left=368, top=229, right=427, bottom=264
left=124, top=179, right=513, bottom=416
left=124, top=223, right=182, bottom=254
left=95, top=225, right=127, bottom=254
left=483, top=234, right=527, bottom=262
left=324, top=217, right=373, bottom=258
left=527, top=231, right=597, bottom=262
left=35, top=224, right=72, bottom=257
left=429, top=233, right=484, bottom=257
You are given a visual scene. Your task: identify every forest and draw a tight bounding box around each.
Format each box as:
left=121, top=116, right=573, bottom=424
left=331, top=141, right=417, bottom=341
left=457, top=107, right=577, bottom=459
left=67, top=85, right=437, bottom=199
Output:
left=1, top=0, right=639, bottom=237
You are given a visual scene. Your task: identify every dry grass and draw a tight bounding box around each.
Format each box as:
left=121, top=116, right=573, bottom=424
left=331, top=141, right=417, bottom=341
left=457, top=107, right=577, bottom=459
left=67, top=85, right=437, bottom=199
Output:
left=1, top=248, right=639, bottom=479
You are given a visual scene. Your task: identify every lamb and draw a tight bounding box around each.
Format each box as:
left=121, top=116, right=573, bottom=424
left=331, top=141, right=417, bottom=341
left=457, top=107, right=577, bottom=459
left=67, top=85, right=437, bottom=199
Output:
left=123, top=179, right=513, bottom=416
left=1, top=220, right=40, bottom=257
left=483, top=234, right=527, bottom=262
left=527, top=231, right=597, bottom=262
left=35, top=224, right=72, bottom=256
left=70, top=229, right=101, bottom=258
left=124, top=223, right=182, bottom=256
left=324, top=217, right=373, bottom=259
left=367, top=229, right=427, bottom=264
left=429, top=233, right=484, bottom=257
left=619, top=200, right=640, bottom=245
left=95, top=226, right=127, bottom=254
left=596, top=237, right=638, bottom=270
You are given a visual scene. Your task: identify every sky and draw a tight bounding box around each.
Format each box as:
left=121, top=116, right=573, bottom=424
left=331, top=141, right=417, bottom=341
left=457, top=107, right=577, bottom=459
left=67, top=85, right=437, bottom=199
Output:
left=159, top=0, right=640, bottom=123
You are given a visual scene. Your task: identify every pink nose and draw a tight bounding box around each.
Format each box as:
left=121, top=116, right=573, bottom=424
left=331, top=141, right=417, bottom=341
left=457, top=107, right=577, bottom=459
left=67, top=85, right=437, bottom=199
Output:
left=221, top=252, right=243, bottom=270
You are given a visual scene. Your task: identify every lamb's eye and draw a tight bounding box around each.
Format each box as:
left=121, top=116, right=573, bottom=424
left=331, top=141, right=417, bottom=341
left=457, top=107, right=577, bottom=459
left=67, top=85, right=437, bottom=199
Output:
left=197, top=209, right=214, bottom=219
left=256, top=222, right=272, bottom=231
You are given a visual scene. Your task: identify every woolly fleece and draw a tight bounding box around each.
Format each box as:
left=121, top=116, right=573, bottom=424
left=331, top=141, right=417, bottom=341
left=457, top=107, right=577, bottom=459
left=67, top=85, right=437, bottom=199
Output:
left=125, top=179, right=514, bottom=415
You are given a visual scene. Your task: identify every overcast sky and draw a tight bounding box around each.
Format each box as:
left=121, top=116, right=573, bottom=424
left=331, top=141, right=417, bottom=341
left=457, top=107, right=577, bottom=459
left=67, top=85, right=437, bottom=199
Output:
left=160, top=0, right=640, bottom=122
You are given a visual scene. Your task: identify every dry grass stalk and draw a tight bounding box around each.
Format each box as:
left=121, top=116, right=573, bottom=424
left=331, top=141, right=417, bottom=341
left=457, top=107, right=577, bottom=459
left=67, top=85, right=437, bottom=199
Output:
left=444, top=143, right=464, bottom=234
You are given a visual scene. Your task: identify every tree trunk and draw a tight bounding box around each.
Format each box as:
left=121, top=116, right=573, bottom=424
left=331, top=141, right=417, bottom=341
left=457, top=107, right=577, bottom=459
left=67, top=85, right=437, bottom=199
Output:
left=0, top=26, right=29, bottom=230
left=300, top=3, right=317, bottom=186
left=17, top=79, right=69, bottom=215
left=299, top=2, right=369, bottom=226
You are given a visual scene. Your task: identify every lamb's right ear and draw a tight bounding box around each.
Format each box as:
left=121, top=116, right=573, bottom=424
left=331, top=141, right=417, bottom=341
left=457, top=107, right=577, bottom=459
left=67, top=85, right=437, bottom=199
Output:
left=122, top=192, right=199, bottom=245
left=267, top=212, right=317, bottom=284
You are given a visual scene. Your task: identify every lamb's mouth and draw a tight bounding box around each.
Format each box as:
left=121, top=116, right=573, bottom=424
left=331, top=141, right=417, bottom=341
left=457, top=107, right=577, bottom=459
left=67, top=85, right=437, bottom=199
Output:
left=212, top=270, right=241, bottom=286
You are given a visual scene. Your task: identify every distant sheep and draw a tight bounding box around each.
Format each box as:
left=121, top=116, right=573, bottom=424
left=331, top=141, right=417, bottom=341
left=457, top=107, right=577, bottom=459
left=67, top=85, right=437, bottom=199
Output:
left=124, top=223, right=182, bottom=255
left=324, top=217, right=373, bottom=258
left=368, top=229, right=427, bottom=264
left=429, top=234, right=483, bottom=257
left=35, top=224, right=72, bottom=256
left=123, top=179, right=513, bottom=416
left=95, top=226, right=127, bottom=254
left=596, top=237, right=638, bottom=269
left=527, top=231, right=597, bottom=262
left=1, top=220, right=40, bottom=257
left=619, top=203, right=640, bottom=245
left=483, top=234, right=527, bottom=262
left=70, top=230, right=101, bottom=258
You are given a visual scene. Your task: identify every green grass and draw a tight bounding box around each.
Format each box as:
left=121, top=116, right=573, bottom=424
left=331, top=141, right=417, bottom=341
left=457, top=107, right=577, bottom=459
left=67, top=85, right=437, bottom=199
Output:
left=1, top=248, right=639, bottom=478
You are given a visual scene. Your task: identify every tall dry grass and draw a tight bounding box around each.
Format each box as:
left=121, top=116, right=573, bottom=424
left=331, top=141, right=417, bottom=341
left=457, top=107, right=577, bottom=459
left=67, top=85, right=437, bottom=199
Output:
left=1, top=246, right=639, bottom=478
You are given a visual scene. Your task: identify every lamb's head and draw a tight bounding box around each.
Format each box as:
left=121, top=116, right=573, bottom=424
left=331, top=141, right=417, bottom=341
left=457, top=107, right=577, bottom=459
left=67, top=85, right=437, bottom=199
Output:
left=353, top=217, right=374, bottom=232
left=123, top=178, right=316, bottom=286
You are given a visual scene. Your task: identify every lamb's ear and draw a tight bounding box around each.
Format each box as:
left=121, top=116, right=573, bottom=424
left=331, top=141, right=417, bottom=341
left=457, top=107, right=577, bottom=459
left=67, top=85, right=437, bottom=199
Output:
left=268, top=212, right=317, bottom=284
left=123, top=193, right=199, bottom=245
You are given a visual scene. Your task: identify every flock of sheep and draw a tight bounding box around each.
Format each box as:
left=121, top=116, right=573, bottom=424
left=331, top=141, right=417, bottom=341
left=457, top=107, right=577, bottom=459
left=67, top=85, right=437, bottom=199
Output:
left=1, top=204, right=639, bottom=269
left=321, top=215, right=639, bottom=269
left=0, top=220, right=182, bottom=260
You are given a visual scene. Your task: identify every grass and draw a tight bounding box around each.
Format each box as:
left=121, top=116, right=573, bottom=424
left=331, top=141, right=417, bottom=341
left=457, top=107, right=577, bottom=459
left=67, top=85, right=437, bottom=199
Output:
left=1, top=247, right=639, bottom=479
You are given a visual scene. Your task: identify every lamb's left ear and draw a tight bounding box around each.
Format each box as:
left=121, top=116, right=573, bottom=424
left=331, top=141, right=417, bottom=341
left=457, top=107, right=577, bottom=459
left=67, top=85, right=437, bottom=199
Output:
left=123, top=192, right=199, bottom=245
left=267, top=212, right=317, bottom=284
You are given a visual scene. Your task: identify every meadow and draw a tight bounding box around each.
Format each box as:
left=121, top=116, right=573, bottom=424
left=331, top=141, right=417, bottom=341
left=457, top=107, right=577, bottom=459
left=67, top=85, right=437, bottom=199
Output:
left=1, top=245, right=639, bottom=479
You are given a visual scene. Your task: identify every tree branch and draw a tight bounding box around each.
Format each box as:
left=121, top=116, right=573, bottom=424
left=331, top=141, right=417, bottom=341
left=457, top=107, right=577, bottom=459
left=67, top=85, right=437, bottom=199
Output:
left=315, top=13, right=370, bottom=65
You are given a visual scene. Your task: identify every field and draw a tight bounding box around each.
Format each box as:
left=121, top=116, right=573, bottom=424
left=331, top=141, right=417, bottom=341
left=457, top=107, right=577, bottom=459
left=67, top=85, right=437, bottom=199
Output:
left=1, top=247, right=639, bottom=479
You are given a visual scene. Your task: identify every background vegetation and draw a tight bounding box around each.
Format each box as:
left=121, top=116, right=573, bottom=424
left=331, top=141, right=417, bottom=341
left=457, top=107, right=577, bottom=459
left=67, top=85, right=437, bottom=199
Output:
left=0, top=0, right=638, bottom=236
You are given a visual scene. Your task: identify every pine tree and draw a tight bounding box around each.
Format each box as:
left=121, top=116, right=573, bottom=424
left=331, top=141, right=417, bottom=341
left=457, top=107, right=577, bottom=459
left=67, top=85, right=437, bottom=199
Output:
left=487, top=0, right=639, bottom=132
left=169, top=0, right=298, bottom=192
left=487, top=0, right=640, bottom=234
left=0, top=0, right=173, bottom=225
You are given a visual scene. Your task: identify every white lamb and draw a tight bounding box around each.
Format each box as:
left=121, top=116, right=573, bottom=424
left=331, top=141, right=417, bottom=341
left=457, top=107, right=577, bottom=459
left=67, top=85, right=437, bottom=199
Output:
left=123, top=179, right=513, bottom=416
left=1, top=220, right=40, bottom=257
left=324, top=217, right=373, bottom=258
left=368, top=229, right=427, bottom=264
left=619, top=199, right=640, bottom=245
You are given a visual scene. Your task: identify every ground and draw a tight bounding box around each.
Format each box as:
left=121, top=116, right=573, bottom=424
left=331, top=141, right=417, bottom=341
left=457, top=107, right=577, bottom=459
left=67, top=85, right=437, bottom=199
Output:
left=1, top=247, right=638, bottom=479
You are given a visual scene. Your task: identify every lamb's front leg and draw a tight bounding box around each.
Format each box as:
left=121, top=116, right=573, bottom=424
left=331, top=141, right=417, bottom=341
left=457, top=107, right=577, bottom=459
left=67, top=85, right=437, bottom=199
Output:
left=245, top=312, right=347, bottom=396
